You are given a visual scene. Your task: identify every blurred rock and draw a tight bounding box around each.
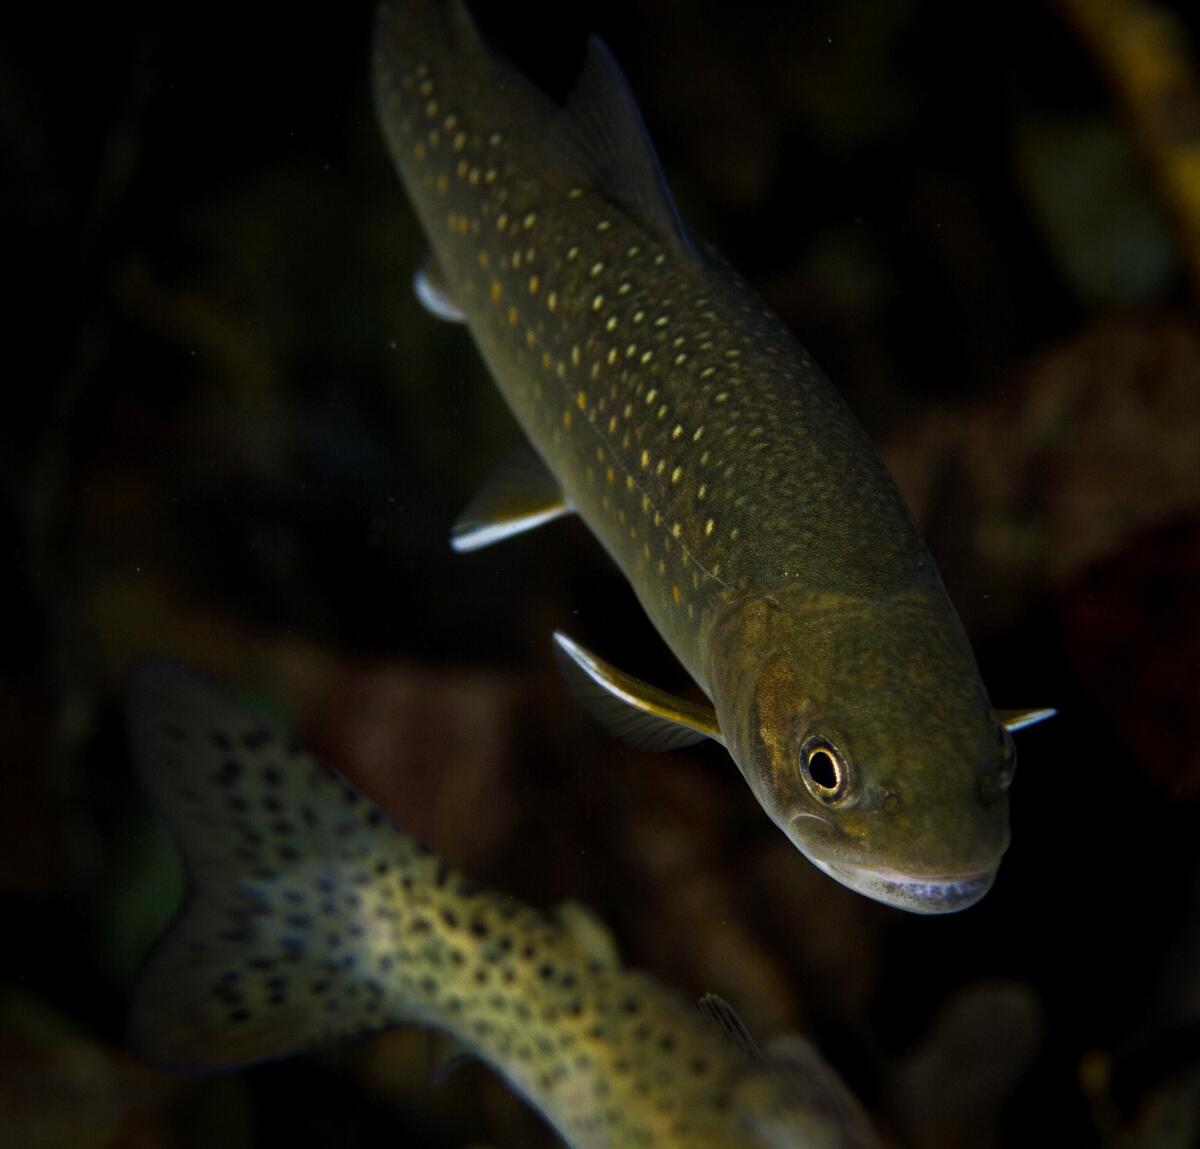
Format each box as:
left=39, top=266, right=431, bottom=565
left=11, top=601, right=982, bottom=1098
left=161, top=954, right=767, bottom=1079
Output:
left=890, top=981, right=1043, bottom=1149
left=1058, top=515, right=1200, bottom=799
left=884, top=314, right=1200, bottom=631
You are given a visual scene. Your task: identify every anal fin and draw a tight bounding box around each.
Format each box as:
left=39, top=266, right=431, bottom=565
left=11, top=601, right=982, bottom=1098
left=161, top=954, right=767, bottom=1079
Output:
left=451, top=446, right=572, bottom=553
left=552, top=631, right=723, bottom=751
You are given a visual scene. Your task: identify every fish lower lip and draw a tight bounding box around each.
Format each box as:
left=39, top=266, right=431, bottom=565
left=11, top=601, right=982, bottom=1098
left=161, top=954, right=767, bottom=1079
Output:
left=820, top=860, right=997, bottom=914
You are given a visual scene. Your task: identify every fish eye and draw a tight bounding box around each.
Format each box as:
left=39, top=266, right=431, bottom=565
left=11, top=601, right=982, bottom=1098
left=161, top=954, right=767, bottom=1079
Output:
left=799, top=735, right=849, bottom=804
left=997, top=725, right=1017, bottom=790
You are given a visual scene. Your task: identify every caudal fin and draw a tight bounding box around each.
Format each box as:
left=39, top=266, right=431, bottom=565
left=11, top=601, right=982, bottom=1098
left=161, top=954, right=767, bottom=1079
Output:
left=126, top=661, right=418, bottom=1071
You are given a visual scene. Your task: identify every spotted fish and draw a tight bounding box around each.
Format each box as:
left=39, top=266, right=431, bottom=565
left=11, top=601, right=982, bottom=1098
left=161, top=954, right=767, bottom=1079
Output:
left=372, top=0, right=1053, bottom=913
left=127, top=660, right=880, bottom=1149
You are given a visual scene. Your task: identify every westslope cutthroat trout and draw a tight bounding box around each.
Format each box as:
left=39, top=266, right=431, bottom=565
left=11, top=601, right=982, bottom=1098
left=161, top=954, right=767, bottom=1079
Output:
left=128, top=661, right=881, bottom=1149
left=373, top=0, right=1053, bottom=913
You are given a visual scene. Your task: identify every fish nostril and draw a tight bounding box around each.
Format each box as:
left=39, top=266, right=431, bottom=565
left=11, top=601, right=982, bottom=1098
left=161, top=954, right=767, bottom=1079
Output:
left=881, top=790, right=903, bottom=815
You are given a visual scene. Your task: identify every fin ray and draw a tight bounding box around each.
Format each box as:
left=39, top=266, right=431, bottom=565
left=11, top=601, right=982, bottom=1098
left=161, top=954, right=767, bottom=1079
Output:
left=451, top=445, right=572, bottom=552
left=552, top=631, right=723, bottom=750
left=997, top=708, right=1056, bottom=732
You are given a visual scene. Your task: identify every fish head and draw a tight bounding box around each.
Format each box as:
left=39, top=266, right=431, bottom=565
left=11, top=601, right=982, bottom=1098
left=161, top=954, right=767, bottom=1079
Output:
left=709, top=585, right=1014, bottom=913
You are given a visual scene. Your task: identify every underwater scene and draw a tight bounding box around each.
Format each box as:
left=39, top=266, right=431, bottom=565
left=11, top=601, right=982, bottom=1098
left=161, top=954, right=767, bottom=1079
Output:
left=4, top=0, right=1200, bottom=1145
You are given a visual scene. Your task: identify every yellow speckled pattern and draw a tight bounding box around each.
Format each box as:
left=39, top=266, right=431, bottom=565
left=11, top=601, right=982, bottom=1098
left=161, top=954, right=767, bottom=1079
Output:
left=372, top=0, right=1034, bottom=915
left=127, top=661, right=877, bottom=1149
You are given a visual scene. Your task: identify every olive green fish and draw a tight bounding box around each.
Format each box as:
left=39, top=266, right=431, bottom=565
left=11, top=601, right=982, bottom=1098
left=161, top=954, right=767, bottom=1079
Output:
left=373, top=0, right=1052, bottom=912
left=127, top=660, right=880, bottom=1149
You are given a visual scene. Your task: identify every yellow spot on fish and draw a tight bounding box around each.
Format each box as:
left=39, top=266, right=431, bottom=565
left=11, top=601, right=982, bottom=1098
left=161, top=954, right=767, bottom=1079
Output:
left=563, top=409, right=573, bottom=428
left=418, top=80, right=433, bottom=96
left=597, top=219, right=611, bottom=231
left=484, top=167, right=497, bottom=182
left=547, top=291, right=558, bottom=312
left=507, top=305, right=519, bottom=326
left=592, top=294, right=604, bottom=311
left=567, top=246, right=579, bottom=261
left=657, top=404, right=669, bottom=419
left=640, top=449, right=650, bottom=468
left=425, top=99, right=438, bottom=117
left=627, top=245, right=640, bottom=257
left=671, top=466, right=683, bottom=484
left=633, top=310, right=645, bottom=324
left=488, top=131, right=503, bottom=146
left=453, top=132, right=467, bottom=152
left=623, top=403, right=634, bottom=418
left=672, top=585, right=681, bottom=604
left=641, top=351, right=654, bottom=364
left=497, top=212, right=509, bottom=230
left=693, top=426, right=705, bottom=441
left=625, top=474, right=635, bottom=491
left=512, top=251, right=522, bottom=269
left=645, top=389, right=657, bottom=404
left=468, top=167, right=481, bottom=185
left=443, top=113, right=457, bottom=129
left=478, top=251, right=490, bottom=270
left=606, top=347, right=619, bottom=366
left=698, top=483, right=708, bottom=500
left=490, top=280, right=503, bottom=302
left=618, top=282, right=631, bottom=295
left=705, top=519, right=714, bottom=536
left=413, top=142, right=427, bottom=160
left=567, top=186, right=584, bottom=199
left=672, top=425, right=683, bottom=440
left=590, top=261, right=605, bottom=277
left=571, top=345, right=581, bottom=366
left=522, top=212, right=537, bottom=229
left=672, top=522, right=682, bottom=539
left=528, top=274, right=539, bottom=295
left=576, top=391, right=588, bottom=410
left=605, top=316, right=618, bottom=332
left=606, top=467, right=615, bottom=484
left=674, top=353, right=687, bottom=365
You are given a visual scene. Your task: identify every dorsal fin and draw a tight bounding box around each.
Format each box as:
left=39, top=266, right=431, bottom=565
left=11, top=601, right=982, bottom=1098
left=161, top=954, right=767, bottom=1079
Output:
left=549, top=35, right=695, bottom=258
left=697, top=993, right=763, bottom=1061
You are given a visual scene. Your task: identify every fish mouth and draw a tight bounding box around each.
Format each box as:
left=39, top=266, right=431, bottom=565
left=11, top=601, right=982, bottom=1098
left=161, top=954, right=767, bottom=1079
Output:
left=807, top=856, right=998, bottom=914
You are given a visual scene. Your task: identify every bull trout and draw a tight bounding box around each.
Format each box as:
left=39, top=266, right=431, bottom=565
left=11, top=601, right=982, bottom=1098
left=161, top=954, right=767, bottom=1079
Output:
left=127, top=660, right=880, bottom=1149
left=372, top=0, right=1053, bottom=912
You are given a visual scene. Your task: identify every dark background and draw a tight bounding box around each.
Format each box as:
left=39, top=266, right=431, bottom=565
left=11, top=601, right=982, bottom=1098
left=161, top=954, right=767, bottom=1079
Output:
left=3, top=0, right=1200, bottom=1145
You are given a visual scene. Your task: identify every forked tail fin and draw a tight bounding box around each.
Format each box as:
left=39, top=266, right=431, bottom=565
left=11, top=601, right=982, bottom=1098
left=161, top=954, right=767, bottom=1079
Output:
left=126, top=660, right=423, bottom=1071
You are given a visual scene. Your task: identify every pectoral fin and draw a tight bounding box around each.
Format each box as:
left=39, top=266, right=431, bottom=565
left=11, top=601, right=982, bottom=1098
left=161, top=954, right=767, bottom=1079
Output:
left=997, top=708, right=1056, bottom=732
left=413, top=250, right=465, bottom=322
left=451, top=446, right=572, bottom=552
left=552, top=631, right=724, bottom=750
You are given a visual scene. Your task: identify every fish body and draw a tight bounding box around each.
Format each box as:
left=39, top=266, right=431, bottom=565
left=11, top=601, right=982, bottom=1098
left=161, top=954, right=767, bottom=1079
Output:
left=127, top=660, right=878, bottom=1149
left=373, top=1, right=1050, bottom=912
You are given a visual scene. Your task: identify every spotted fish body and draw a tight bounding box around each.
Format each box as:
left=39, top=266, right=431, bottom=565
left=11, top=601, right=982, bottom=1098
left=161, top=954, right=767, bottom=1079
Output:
left=373, top=1, right=1050, bottom=913
left=128, top=661, right=878, bottom=1149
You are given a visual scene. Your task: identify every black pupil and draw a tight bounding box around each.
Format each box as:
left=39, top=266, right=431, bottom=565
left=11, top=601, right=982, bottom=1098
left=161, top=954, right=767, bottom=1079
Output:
left=808, top=749, right=838, bottom=790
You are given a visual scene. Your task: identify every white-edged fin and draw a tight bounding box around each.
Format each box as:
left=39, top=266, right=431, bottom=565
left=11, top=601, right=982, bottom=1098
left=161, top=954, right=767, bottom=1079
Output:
left=997, top=708, right=1057, bottom=732
left=413, top=251, right=465, bottom=322
left=549, top=35, right=695, bottom=258
left=125, top=659, right=415, bottom=1071
left=552, top=631, right=723, bottom=751
left=451, top=446, right=572, bottom=552
left=697, top=993, right=763, bottom=1061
